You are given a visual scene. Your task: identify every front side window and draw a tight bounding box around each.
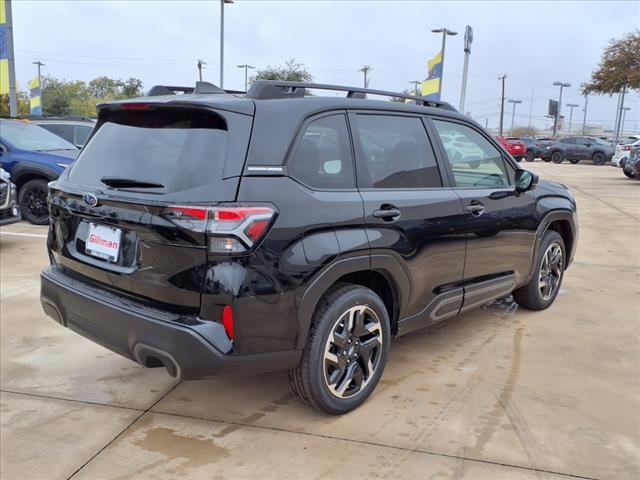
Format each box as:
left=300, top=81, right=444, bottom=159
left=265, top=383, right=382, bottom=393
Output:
left=432, top=120, right=511, bottom=188
left=355, top=115, right=442, bottom=189
left=288, top=114, right=354, bottom=189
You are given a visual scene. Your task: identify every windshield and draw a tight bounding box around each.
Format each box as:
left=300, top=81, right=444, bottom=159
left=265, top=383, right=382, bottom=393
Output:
left=68, top=107, right=229, bottom=195
left=0, top=120, right=78, bottom=151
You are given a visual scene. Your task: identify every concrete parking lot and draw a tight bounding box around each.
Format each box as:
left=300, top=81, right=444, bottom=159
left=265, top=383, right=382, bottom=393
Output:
left=0, top=162, right=638, bottom=480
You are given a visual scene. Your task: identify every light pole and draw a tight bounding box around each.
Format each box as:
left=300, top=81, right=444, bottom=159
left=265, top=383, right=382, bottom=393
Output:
left=409, top=80, right=421, bottom=97
left=566, top=103, right=578, bottom=135
left=431, top=27, right=458, bottom=99
left=498, top=75, right=507, bottom=136
left=237, top=64, right=255, bottom=92
left=459, top=25, right=473, bottom=112
left=507, top=99, right=522, bottom=134
left=582, top=92, right=589, bottom=135
left=552, top=81, right=570, bottom=136
left=219, top=0, right=234, bottom=89
left=620, top=107, right=631, bottom=137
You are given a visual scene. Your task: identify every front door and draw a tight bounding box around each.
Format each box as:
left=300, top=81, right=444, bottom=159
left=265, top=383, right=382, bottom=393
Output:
left=429, top=118, right=538, bottom=295
left=349, top=112, right=467, bottom=331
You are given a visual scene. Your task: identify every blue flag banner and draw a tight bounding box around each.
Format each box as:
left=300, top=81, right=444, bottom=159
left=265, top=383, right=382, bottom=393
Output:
left=421, top=49, right=443, bottom=101
left=29, top=77, right=42, bottom=114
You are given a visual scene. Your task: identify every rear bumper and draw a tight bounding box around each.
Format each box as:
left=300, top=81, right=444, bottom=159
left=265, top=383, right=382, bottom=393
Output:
left=40, top=266, right=301, bottom=379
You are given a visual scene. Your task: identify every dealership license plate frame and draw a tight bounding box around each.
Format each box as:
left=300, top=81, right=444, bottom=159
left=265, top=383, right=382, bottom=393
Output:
left=85, top=222, right=123, bottom=263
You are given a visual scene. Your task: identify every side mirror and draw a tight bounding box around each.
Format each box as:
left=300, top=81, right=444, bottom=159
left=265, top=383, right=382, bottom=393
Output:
left=515, top=170, right=538, bottom=193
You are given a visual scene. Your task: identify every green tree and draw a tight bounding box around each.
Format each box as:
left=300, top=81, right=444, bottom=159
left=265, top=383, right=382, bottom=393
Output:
left=252, top=59, right=313, bottom=84
left=583, top=30, right=640, bottom=95
left=40, top=75, right=144, bottom=117
left=0, top=91, right=30, bottom=116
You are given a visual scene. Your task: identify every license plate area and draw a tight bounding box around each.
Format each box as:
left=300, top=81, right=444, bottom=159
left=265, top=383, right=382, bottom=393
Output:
left=85, top=223, right=122, bottom=263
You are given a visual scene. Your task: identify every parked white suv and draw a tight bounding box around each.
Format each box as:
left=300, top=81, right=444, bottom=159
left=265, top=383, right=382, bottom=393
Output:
left=612, top=139, right=640, bottom=168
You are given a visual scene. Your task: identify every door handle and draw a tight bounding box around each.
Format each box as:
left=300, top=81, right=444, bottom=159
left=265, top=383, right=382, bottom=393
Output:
left=373, top=206, right=401, bottom=221
left=465, top=202, right=485, bottom=216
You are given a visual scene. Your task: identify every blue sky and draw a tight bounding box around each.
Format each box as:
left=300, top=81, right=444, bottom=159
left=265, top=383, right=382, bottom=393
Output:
left=10, top=0, right=640, bottom=132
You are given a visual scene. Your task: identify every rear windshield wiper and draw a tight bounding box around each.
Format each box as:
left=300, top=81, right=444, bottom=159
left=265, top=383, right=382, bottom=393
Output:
left=101, top=177, right=164, bottom=189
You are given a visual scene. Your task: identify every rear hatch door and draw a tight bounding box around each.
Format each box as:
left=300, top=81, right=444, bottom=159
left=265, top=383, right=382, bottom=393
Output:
left=48, top=103, right=253, bottom=310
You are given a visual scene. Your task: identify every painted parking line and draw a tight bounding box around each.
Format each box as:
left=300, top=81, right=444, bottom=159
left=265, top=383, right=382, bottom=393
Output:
left=0, top=231, right=48, bottom=238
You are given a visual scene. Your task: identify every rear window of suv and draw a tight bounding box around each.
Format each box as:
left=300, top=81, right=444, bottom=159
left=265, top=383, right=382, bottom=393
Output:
left=68, top=107, right=230, bottom=196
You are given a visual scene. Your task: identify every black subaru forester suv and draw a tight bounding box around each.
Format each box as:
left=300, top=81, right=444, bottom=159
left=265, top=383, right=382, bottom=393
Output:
left=41, top=81, right=577, bottom=414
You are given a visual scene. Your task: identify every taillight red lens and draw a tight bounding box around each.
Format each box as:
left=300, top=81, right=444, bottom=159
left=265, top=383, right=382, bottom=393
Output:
left=121, top=103, right=150, bottom=110
left=162, top=204, right=276, bottom=254
left=244, top=219, right=270, bottom=241
left=166, top=206, right=209, bottom=220
left=221, top=305, right=235, bottom=339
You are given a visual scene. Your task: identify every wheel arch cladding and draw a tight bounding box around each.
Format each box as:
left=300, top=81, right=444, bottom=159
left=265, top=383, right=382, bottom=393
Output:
left=547, top=219, right=573, bottom=267
left=296, top=256, right=407, bottom=349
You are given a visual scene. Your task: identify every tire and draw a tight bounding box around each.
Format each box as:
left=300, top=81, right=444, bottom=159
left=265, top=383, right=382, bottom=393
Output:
left=624, top=170, right=633, bottom=178
left=18, top=178, right=50, bottom=225
left=542, top=157, right=551, bottom=163
left=513, top=230, right=565, bottom=311
left=551, top=151, right=564, bottom=164
left=592, top=152, right=605, bottom=165
left=569, top=158, right=580, bottom=164
left=525, top=151, right=534, bottom=162
left=288, top=284, right=391, bottom=414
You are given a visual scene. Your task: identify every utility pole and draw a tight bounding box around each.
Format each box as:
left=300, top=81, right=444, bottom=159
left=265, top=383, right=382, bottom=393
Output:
left=4, top=0, right=17, bottom=116
left=197, top=59, right=205, bottom=81
left=508, top=99, right=522, bottom=134
left=359, top=65, right=372, bottom=89
left=219, top=0, right=234, bottom=89
left=552, top=81, right=570, bottom=137
left=485, top=118, right=488, bottom=129
left=566, top=103, right=579, bottom=135
left=409, top=80, right=421, bottom=97
left=237, top=64, right=255, bottom=92
left=582, top=92, right=589, bottom=135
left=620, top=107, right=631, bottom=137
left=32, top=60, right=45, bottom=86
left=528, top=89, right=534, bottom=128
left=459, top=25, right=473, bottom=112
left=431, top=27, right=458, bottom=100
left=498, top=74, right=507, bottom=136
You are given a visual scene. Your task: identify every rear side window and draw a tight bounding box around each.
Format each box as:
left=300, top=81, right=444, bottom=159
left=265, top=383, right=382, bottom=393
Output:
left=288, top=114, right=354, bottom=190
left=355, top=115, right=442, bottom=189
left=74, top=125, right=93, bottom=146
left=39, top=124, right=75, bottom=144
left=69, top=108, right=228, bottom=195
left=561, top=138, right=576, bottom=144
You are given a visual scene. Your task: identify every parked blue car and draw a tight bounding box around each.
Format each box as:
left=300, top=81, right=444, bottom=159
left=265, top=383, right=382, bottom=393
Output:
left=0, top=119, right=79, bottom=224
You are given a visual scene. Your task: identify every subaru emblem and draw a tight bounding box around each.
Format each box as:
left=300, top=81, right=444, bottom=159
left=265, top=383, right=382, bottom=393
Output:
left=83, top=193, right=99, bottom=207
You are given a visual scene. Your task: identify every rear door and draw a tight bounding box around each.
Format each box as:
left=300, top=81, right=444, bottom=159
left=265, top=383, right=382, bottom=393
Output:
left=430, top=118, right=537, bottom=290
left=350, top=112, right=466, bottom=325
left=574, top=137, right=591, bottom=159
left=48, top=104, right=253, bottom=310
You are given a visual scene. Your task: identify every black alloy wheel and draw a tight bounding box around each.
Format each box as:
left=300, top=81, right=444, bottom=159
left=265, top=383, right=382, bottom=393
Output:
left=18, top=178, right=50, bottom=225
left=551, top=151, right=564, bottom=164
left=592, top=152, right=605, bottom=165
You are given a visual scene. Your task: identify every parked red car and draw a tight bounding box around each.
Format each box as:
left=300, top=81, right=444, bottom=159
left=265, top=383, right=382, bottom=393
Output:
left=496, top=136, right=526, bottom=162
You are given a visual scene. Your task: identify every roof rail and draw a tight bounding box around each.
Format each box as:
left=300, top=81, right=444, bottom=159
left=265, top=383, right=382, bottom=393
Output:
left=246, top=80, right=457, bottom=111
left=146, top=81, right=229, bottom=97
